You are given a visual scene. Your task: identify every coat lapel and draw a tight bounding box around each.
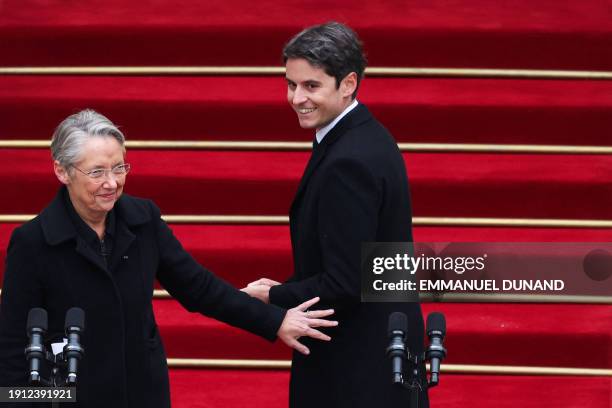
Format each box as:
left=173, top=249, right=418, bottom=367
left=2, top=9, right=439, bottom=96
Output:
left=109, top=219, right=136, bottom=273
left=41, top=187, right=149, bottom=277
left=75, top=237, right=109, bottom=274
left=41, top=188, right=107, bottom=275
left=108, top=193, right=150, bottom=272
left=290, top=103, right=373, bottom=214
left=290, top=141, right=328, bottom=214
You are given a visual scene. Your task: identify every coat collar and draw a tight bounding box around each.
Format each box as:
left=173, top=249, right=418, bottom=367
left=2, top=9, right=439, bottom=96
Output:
left=40, top=186, right=150, bottom=247
left=315, top=102, right=372, bottom=151
left=290, top=103, right=373, bottom=213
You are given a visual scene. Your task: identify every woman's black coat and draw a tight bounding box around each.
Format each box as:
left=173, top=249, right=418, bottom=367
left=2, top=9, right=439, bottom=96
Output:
left=0, top=187, right=285, bottom=407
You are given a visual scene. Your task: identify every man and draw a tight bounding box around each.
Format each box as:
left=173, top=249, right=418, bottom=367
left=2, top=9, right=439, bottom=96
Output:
left=242, top=22, right=428, bottom=407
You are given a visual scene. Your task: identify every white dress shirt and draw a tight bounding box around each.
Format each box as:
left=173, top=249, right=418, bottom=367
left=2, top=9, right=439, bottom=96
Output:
left=315, top=99, right=359, bottom=144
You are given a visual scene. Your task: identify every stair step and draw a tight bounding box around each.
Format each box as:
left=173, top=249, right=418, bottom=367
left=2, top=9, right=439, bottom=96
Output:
left=155, top=300, right=612, bottom=368
left=2, top=76, right=612, bottom=145
left=168, top=369, right=611, bottom=407
left=2, top=2, right=612, bottom=70
left=170, top=368, right=288, bottom=408
left=2, top=149, right=611, bottom=218
left=2, top=223, right=611, bottom=287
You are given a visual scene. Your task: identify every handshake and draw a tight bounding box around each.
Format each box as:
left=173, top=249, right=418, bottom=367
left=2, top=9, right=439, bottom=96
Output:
left=241, top=278, right=337, bottom=355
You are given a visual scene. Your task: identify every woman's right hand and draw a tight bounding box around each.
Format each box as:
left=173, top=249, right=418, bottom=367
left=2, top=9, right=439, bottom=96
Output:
left=276, top=297, right=338, bottom=355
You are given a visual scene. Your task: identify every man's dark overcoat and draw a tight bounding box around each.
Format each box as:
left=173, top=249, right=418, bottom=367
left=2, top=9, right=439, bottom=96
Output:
left=269, top=103, right=428, bottom=408
left=0, top=187, right=285, bottom=407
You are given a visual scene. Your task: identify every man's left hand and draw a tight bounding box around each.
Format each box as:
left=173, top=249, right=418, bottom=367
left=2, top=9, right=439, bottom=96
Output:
left=241, top=283, right=272, bottom=303
left=241, top=277, right=281, bottom=303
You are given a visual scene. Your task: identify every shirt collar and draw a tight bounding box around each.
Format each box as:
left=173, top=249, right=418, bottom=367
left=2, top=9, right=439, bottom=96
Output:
left=315, top=99, right=359, bottom=144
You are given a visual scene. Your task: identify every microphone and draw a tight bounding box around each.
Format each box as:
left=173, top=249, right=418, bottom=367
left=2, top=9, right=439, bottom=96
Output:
left=426, top=312, right=447, bottom=387
left=63, top=307, right=85, bottom=385
left=387, top=312, right=408, bottom=384
left=25, top=308, right=48, bottom=384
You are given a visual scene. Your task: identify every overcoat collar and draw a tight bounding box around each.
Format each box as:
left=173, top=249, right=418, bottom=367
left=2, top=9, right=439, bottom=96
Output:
left=290, top=103, right=373, bottom=212
left=40, top=187, right=150, bottom=275
left=40, top=186, right=150, bottom=247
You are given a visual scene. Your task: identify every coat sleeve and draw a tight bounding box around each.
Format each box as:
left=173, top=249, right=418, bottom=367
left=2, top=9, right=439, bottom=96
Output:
left=150, top=201, right=286, bottom=341
left=269, top=158, right=381, bottom=310
left=0, top=226, right=46, bottom=388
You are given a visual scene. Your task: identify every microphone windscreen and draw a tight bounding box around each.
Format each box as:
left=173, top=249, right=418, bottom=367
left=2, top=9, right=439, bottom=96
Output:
left=388, top=312, right=408, bottom=337
left=65, top=307, right=86, bottom=331
left=27, top=308, right=48, bottom=332
left=426, top=312, right=446, bottom=336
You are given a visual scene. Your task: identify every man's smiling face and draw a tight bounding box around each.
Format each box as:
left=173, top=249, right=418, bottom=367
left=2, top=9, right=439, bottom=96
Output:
left=285, top=58, right=355, bottom=130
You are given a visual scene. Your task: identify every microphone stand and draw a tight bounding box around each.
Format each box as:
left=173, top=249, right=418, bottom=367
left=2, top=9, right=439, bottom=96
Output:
left=394, top=351, right=447, bottom=408
left=29, top=350, right=74, bottom=408
left=402, top=354, right=424, bottom=408
left=397, top=353, right=425, bottom=408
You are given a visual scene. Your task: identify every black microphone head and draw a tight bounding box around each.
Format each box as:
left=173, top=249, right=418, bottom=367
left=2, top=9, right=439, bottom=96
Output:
left=388, top=312, right=408, bottom=338
left=26, top=308, right=47, bottom=333
left=426, top=312, right=446, bottom=337
left=65, top=307, right=85, bottom=332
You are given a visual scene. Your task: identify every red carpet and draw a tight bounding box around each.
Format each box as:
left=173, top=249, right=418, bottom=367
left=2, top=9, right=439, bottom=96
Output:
left=2, top=76, right=612, bottom=145
left=1, top=2, right=611, bottom=407
left=170, top=369, right=290, bottom=408
left=169, top=369, right=612, bottom=408
left=2, top=1, right=612, bottom=70
left=154, top=299, right=612, bottom=368
left=3, top=149, right=612, bottom=218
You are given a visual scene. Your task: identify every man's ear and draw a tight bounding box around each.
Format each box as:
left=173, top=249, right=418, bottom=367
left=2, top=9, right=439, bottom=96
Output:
left=54, top=160, right=71, bottom=185
left=340, top=72, right=358, bottom=98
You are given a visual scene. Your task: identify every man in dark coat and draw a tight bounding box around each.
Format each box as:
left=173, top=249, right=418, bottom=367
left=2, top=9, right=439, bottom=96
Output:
left=0, top=109, right=336, bottom=407
left=242, top=22, right=429, bottom=408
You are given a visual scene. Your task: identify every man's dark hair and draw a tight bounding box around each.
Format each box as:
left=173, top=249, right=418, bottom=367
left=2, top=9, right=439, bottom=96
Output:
left=283, top=22, right=367, bottom=99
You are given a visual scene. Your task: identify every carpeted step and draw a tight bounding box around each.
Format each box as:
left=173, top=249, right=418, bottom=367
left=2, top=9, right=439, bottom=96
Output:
left=2, top=76, right=612, bottom=145
left=3, top=149, right=611, bottom=219
left=170, top=369, right=288, bottom=408
left=2, top=1, right=612, bottom=70
left=2, top=223, right=611, bottom=287
left=169, top=369, right=612, bottom=408
left=153, top=300, right=612, bottom=369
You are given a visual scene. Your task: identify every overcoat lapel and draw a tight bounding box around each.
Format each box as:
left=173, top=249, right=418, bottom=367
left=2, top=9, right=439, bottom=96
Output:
left=41, top=188, right=109, bottom=275
left=289, top=104, right=373, bottom=214
left=40, top=187, right=146, bottom=277
left=290, top=141, right=328, bottom=214
left=109, top=220, right=136, bottom=273
left=108, top=193, right=150, bottom=272
left=75, top=237, right=109, bottom=275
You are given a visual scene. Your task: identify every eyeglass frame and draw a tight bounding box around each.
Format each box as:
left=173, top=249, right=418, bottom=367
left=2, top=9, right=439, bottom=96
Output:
left=71, top=163, right=131, bottom=183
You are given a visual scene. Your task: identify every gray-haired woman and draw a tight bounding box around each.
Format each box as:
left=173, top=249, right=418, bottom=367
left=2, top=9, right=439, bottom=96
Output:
left=0, top=109, right=336, bottom=407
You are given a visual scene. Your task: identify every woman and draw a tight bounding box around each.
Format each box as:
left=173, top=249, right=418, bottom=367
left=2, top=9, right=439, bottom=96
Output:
left=0, top=110, right=336, bottom=407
